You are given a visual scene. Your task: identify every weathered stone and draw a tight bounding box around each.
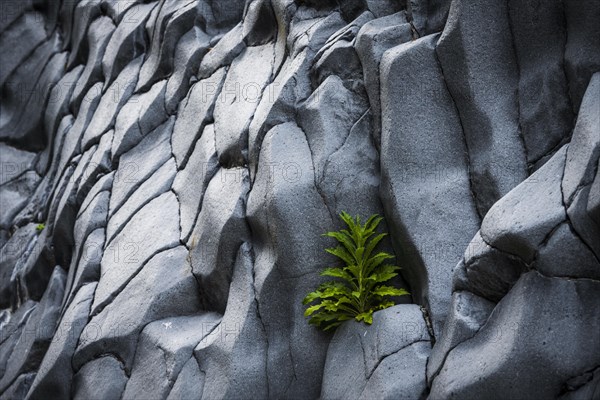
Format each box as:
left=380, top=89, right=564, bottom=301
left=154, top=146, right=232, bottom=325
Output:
left=481, top=146, right=567, bottom=263
left=70, top=16, right=115, bottom=114
left=0, top=266, right=65, bottom=393
left=92, top=191, right=181, bottom=313
left=136, top=0, right=198, bottom=92
left=110, top=117, right=173, bottom=214
left=82, top=56, right=143, bottom=150
left=166, top=357, right=203, bottom=400
left=75, top=246, right=201, bottom=370
left=562, top=73, right=600, bottom=205
left=173, top=124, right=219, bottom=242
left=106, top=157, right=176, bottom=244
left=111, top=80, right=169, bottom=159
left=436, top=0, right=527, bottom=216
left=195, top=243, right=268, bottom=399
left=0, top=12, right=48, bottom=88
left=122, top=313, right=221, bottom=400
left=214, top=43, right=275, bottom=167
left=197, top=24, right=246, bottom=80
left=171, top=68, right=226, bottom=169
left=297, top=75, right=368, bottom=184
left=427, top=290, right=495, bottom=384
left=355, top=11, right=411, bottom=145
left=535, top=222, right=600, bottom=280
left=321, top=305, right=431, bottom=399
left=102, top=2, right=156, bottom=86
left=429, top=271, right=600, bottom=400
left=508, top=0, right=573, bottom=166
left=72, top=357, right=128, bottom=400
left=380, top=34, right=479, bottom=329
left=164, top=28, right=211, bottom=114
left=187, top=166, right=249, bottom=313
left=247, top=122, right=332, bottom=398
left=563, top=0, right=600, bottom=111
left=0, top=35, right=65, bottom=150
left=25, top=283, right=96, bottom=400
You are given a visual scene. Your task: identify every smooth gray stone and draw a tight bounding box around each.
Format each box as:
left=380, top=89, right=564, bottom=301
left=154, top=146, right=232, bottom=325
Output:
left=173, top=124, right=219, bottom=242
left=25, top=283, right=96, bottom=400
left=82, top=56, right=143, bottom=150
left=312, top=37, right=362, bottom=86
left=109, top=117, right=173, bottom=216
left=51, top=145, right=96, bottom=267
left=74, top=246, right=201, bottom=370
left=0, top=12, right=48, bottom=88
left=92, top=191, right=181, bottom=313
left=197, top=23, right=246, bottom=80
left=0, top=224, right=38, bottom=307
left=247, top=48, right=312, bottom=176
left=166, top=357, right=203, bottom=400
left=171, top=67, right=226, bottom=169
left=70, top=16, right=115, bottom=114
left=358, top=341, right=430, bottom=400
left=355, top=11, right=411, bottom=145
left=568, top=184, right=600, bottom=260
left=481, top=146, right=567, bottom=263
left=0, top=37, right=66, bottom=150
left=214, top=43, right=275, bottom=167
left=407, top=0, right=451, bottom=35
left=136, top=0, right=198, bottom=92
left=297, top=74, right=367, bottom=184
left=187, top=167, right=250, bottom=313
left=535, top=222, right=600, bottom=280
left=197, top=0, right=246, bottom=35
left=76, top=130, right=113, bottom=205
left=123, top=313, right=221, bottom=400
left=0, top=170, right=40, bottom=230
left=247, top=122, right=332, bottom=399
left=72, top=356, right=128, bottom=400
left=429, top=271, right=600, bottom=400
left=436, top=0, right=527, bottom=216
left=508, top=0, right=573, bottom=166
left=243, top=0, right=277, bottom=45
left=563, top=0, right=600, bottom=111
left=321, top=305, right=431, bottom=400
left=559, top=368, right=600, bottom=400
left=380, top=33, right=479, bottom=330
left=0, top=144, right=36, bottom=186
left=0, top=0, right=33, bottom=34
left=195, top=243, right=268, bottom=399
left=111, top=80, right=169, bottom=159
left=67, top=0, right=103, bottom=68
left=365, top=0, right=404, bottom=18
left=1, top=372, right=36, bottom=400
left=0, top=266, right=65, bottom=393
left=106, top=157, right=176, bottom=244
left=463, top=231, right=528, bottom=302
left=427, top=291, right=495, bottom=384
left=42, top=65, right=83, bottom=154
left=562, top=73, right=600, bottom=206
left=164, top=28, right=211, bottom=114
left=101, top=2, right=156, bottom=87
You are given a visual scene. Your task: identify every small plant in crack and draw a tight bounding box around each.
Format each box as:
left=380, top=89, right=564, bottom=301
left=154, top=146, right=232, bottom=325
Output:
left=303, top=212, right=409, bottom=331
left=35, top=223, right=46, bottom=232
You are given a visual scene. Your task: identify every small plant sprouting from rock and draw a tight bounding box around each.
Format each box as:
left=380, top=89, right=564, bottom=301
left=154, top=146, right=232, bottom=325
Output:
left=303, top=212, right=409, bottom=331
left=36, top=223, right=45, bottom=232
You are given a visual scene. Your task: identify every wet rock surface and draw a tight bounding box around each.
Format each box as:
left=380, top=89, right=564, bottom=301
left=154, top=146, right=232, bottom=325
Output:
left=0, top=0, right=598, bottom=399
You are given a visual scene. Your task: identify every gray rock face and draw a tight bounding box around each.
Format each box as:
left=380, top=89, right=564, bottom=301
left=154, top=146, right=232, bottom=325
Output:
left=1, top=0, right=599, bottom=399
left=321, top=305, right=431, bottom=400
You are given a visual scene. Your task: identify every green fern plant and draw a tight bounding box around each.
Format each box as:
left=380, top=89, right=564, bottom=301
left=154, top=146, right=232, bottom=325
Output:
left=303, top=212, right=409, bottom=331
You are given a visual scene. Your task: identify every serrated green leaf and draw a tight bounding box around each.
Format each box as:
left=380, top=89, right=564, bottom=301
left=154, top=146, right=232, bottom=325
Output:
left=372, top=285, right=410, bottom=297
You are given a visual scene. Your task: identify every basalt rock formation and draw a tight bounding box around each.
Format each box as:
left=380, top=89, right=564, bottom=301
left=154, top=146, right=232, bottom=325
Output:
left=0, top=0, right=598, bottom=399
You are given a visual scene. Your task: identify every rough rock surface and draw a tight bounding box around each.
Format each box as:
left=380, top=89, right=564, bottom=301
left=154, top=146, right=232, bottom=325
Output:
left=0, top=0, right=598, bottom=399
